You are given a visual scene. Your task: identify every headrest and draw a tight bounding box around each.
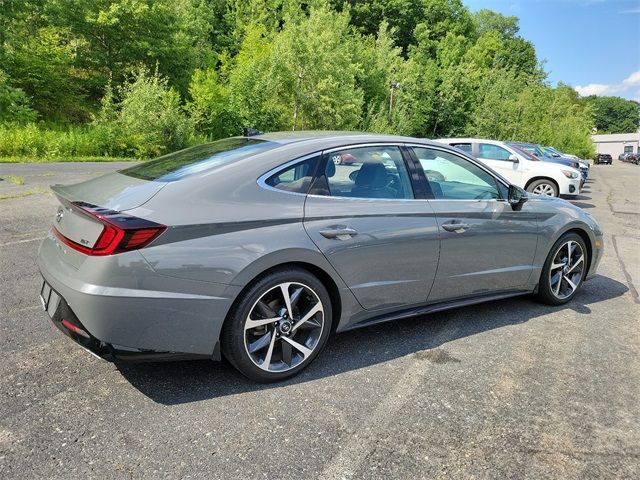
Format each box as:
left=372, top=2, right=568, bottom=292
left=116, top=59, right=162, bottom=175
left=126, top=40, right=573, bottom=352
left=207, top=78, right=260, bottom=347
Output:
left=326, top=160, right=336, bottom=177
left=355, top=161, right=388, bottom=187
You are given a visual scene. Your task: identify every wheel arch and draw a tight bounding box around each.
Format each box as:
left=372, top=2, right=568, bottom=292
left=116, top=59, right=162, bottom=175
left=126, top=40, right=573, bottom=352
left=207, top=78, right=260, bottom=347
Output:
left=226, top=250, right=347, bottom=333
left=564, top=227, right=594, bottom=276
left=525, top=176, right=560, bottom=194
left=544, top=225, right=595, bottom=278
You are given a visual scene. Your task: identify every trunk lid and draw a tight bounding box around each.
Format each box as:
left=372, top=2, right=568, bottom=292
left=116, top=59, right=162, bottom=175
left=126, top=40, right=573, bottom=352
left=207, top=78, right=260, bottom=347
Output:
left=48, top=173, right=166, bottom=266
left=51, top=172, right=167, bottom=211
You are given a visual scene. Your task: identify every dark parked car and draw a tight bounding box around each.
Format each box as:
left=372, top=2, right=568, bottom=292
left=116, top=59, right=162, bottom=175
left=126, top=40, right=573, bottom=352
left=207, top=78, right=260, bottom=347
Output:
left=595, top=153, right=612, bottom=165
left=38, top=132, right=604, bottom=382
left=625, top=153, right=640, bottom=165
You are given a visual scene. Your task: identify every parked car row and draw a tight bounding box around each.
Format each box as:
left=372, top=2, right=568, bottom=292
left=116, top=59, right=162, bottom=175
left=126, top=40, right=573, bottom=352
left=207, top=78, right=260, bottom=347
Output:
left=436, top=138, right=583, bottom=198
left=618, top=152, right=639, bottom=164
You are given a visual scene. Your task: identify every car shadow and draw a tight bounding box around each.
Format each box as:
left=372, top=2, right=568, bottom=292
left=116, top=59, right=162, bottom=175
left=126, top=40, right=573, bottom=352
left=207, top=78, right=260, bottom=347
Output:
left=568, top=191, right=595, bottom=209
left=117, top=274, right=628, bottom=405
left=570, top=201, right=596, bottom=209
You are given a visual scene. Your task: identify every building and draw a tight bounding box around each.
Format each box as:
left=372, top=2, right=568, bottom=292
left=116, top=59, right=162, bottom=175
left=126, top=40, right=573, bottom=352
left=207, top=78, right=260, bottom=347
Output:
left=592, top=132, right=640, bottom=158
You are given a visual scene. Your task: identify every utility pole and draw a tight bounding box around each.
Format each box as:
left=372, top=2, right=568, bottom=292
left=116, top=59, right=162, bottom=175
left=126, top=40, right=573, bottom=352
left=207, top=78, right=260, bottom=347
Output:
left=389, top=80, right=400, bottom=115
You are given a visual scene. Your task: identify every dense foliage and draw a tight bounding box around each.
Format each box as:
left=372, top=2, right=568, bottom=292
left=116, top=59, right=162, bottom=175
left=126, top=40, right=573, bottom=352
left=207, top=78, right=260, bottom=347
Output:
left=584, top=96, right=640, bottom=134
left=0, top=0, right=603, bottom=159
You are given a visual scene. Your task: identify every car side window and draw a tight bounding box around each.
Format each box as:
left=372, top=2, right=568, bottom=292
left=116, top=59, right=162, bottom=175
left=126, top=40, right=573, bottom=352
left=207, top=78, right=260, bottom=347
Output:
left=265, top=155, right=319, bottom=193
left=479, top=143, right=512, bottom=161
left=451, top=143, right=472, bottom=154
left=323, top=146, right=414, bottom=199
left=412, top=147, right=502, bottom=200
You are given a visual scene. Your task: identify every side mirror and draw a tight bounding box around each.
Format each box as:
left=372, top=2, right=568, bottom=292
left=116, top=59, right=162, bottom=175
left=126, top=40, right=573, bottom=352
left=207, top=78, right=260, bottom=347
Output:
left=507, top=154, right=519, bottom=163
left=508, top=184, right=528, bottom=211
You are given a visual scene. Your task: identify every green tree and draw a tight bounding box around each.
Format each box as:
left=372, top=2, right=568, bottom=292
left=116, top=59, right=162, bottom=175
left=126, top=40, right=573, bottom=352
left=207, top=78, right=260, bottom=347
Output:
left=332, top=0, right=473, bottom=55
left=229, top=6, right=363, bottom=131
left=585, top=95, right=639, bottom=133
left=187, top=68, right=243, bottom=139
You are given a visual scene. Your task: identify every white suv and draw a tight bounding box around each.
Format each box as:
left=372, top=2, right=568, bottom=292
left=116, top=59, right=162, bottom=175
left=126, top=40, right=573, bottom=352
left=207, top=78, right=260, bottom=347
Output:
left=436, top=138, right=581, bottom=197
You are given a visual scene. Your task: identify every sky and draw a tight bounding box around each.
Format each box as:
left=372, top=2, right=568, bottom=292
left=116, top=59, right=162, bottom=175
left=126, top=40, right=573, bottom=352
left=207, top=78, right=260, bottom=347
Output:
left=464, top=0, right=640, bottom=101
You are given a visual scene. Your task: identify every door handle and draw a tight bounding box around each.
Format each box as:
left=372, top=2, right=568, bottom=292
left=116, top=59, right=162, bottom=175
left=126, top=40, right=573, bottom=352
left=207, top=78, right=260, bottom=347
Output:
left=441, top=222, right=470, bottom=233
left=319, top=227, right=359, bottom=239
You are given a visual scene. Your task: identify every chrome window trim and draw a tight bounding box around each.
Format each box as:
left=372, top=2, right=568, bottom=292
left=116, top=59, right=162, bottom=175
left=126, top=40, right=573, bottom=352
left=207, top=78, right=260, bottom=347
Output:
left=321, top=141, right=430, bottom=154
left=305, top=193, right=426, bottom=203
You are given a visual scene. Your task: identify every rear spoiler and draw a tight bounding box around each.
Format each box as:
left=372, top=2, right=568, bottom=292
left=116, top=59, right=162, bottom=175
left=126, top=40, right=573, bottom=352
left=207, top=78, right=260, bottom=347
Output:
left=51, top=184, right=77, bottom=203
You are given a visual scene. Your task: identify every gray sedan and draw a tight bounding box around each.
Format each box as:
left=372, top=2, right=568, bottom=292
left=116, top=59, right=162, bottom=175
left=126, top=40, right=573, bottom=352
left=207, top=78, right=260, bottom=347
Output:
left=37, top=132, right=604, bottom=382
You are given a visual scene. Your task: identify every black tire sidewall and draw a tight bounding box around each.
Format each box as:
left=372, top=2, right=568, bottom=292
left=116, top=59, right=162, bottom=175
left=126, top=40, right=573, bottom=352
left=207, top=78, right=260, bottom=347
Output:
left=221, top=268, right=333, bottom=383
left=538, top=233, right=588, bottom=305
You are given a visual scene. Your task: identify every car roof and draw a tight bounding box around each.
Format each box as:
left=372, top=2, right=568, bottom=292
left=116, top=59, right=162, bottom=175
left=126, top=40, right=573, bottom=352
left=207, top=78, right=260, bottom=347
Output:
left=252, top=131, right=443, bottom=149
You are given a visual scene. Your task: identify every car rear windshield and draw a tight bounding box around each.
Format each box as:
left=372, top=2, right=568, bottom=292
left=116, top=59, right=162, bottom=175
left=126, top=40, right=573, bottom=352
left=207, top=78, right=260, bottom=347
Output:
left=120, top=138, right=279, bottom=182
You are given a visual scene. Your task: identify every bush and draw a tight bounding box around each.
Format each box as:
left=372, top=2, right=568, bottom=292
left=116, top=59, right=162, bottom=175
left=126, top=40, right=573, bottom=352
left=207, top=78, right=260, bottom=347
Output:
left=94, top=68, right=195, bottom=158
left=0, top=70, right=37, bottom=124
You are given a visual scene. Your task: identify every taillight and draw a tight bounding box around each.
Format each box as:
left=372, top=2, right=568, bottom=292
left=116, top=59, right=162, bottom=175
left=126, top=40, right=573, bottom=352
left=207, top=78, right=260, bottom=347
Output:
left=53, top=202, right=166, bottom=256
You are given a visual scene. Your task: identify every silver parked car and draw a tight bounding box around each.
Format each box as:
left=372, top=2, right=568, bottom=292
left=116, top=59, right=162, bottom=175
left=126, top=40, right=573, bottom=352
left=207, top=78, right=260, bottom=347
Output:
left=38, top=132, right=604, bottom=382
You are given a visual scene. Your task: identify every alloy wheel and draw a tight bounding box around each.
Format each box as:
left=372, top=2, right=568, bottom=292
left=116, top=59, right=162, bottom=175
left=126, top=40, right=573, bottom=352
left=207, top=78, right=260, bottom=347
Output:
left=243, top=282, right=324, bottom=372
left=549, top=240, right=585, bottom=300
left=532, top=183, right=556, bottom=196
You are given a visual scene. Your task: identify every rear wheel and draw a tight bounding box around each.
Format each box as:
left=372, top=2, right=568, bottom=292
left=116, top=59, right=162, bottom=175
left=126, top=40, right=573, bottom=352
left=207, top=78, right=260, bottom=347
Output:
left=526, top=179, right=559, bottom=197
left=221, top=268, right=332, bottom=382
left=537, top=233, right=588, bottom=305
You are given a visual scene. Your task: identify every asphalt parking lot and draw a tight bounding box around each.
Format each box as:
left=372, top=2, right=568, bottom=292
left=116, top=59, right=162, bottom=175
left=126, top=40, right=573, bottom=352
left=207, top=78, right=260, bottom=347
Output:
left=1, top=161, right=639, bottom=479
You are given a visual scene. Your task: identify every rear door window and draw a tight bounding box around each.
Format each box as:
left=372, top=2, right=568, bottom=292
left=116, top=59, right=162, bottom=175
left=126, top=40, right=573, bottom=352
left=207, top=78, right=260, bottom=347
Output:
left=322, top=146, right=414, bottom=199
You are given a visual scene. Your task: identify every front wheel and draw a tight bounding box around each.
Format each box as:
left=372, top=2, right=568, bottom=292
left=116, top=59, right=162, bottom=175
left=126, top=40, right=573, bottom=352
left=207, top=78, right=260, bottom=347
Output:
left=221, top=268, right=332, bottom=382
left=537, top=233, right=588, bottom=305
left=526, top=179, right=559, bottom=197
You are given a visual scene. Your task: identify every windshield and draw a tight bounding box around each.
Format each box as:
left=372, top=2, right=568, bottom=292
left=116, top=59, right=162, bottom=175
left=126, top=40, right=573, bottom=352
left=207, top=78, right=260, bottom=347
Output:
left=120, top=138, right=279, bottom=181
left=509, top=144, right=537, bottom=161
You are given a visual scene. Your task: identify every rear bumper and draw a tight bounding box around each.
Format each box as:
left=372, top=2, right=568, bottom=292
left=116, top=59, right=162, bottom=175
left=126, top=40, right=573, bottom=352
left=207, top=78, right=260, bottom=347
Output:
left=43, top=284, right=214, bottom=362
left=38, top=235, right=240, bottom=359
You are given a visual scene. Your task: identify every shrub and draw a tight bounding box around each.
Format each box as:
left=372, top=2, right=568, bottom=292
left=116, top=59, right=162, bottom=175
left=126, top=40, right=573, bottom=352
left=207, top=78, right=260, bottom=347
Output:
left=95, top=68, right=195, bottom=158
left=0, top=70, right=37, bottom=124
left=0, top=123, right=104, bottom=158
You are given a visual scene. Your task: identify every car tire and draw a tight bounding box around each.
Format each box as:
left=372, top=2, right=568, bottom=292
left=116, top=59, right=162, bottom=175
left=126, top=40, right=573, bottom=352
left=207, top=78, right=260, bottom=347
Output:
left=536, top=232, right=588, bottom=306
left=526, top=179, right=559, bottom=197
left=221, top=268, right=332, bottom=383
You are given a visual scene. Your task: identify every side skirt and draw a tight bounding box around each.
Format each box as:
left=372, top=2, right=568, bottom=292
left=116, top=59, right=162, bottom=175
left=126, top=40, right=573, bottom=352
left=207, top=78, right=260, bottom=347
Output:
left=342, top=289, right=533, bottom=332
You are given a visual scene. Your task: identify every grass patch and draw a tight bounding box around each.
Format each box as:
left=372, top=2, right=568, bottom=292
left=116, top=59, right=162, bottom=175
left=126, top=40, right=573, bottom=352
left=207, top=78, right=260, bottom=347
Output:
left=0, top=187, right=49, bottom=200
left=5, top=175, right=25, bottom=185
left=0, top=191, right=37, bottom=200
left=0, top=156, right=136, bottom=163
